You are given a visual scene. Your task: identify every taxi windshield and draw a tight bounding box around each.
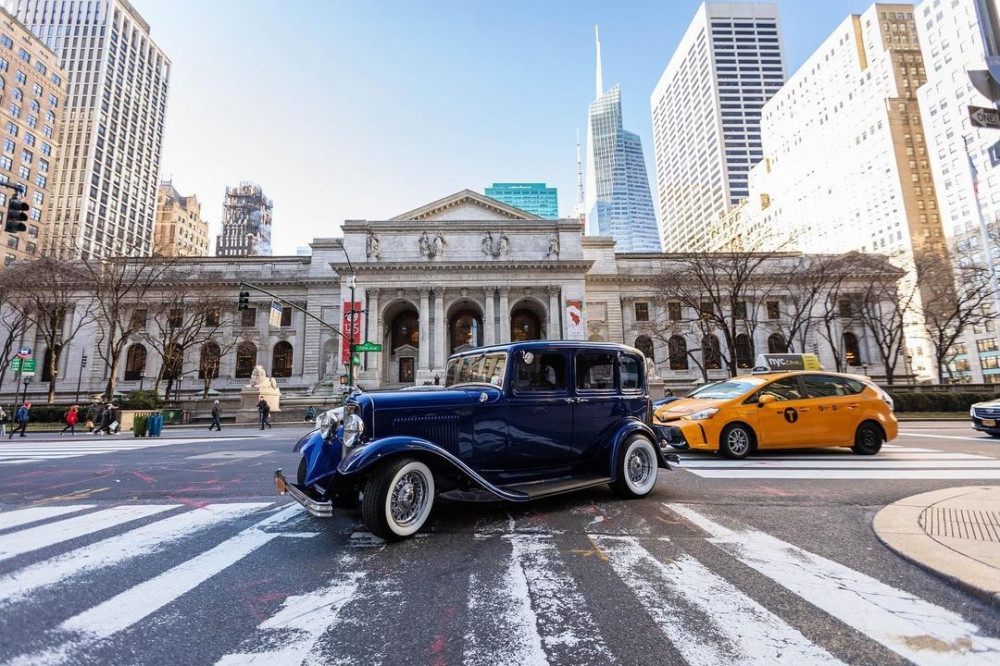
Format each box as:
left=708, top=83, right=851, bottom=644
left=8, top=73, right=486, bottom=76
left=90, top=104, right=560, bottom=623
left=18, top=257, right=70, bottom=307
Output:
left=689, top=378, right=766, bottom=400
left=445, top=352, right=507, bottom=387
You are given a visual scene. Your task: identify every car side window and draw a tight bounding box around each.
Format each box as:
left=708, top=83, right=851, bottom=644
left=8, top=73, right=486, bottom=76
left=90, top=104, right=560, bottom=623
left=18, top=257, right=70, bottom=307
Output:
left=620, top=354, right=641, bottom=391
left=576, top=352, right=616, bottom=391
left=759, top=376, right=803, bottom=401
left=802, top=374, right=847, bottom=398
left=513, top=352, right=567, bottom=392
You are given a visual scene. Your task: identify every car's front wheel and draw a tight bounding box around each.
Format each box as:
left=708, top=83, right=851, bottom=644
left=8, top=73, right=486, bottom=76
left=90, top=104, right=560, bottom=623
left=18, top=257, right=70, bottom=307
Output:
left=610, top=435, right=659, bottom=498
left=362, top=457, right=435, bottom=541
left=720, top=423, right=754, bottom=459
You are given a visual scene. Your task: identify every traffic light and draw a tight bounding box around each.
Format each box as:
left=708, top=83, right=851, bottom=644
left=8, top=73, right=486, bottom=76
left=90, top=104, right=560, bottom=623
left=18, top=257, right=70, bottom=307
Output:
left=4, top=197, right=28, bottom=234
left=237, top=290, right=250, bottom=311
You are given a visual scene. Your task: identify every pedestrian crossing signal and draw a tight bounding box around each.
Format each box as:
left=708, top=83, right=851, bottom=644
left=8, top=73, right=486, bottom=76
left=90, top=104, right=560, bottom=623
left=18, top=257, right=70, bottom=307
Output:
left=237, top=290, right=250, bottom=311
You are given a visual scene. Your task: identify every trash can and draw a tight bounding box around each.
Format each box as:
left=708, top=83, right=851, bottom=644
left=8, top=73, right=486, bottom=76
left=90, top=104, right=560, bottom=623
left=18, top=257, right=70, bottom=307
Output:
left=147, top=413, right=163, bottom=437
left=132, top=414, right=148, bottom=438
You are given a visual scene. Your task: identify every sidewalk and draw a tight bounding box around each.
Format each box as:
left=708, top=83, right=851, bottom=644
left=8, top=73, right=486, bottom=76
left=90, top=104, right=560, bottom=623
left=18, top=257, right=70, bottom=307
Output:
left=874, top=486, right=1000, bottom=606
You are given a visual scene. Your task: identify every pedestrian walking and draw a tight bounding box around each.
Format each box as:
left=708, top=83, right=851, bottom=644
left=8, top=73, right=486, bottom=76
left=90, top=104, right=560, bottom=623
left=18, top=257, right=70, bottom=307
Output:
left=8, top=402, right=30, bottom=438
left=209, top=400, right=222, bottom=431
left=85, top=399, right=102, bottom=433
left=0, top=405, right=7, bottom=437
left=257, top=396, right=271, bottom=430
left=95, top=403, right=117, bottom=435
left=60, top=405, right=79, bottom=436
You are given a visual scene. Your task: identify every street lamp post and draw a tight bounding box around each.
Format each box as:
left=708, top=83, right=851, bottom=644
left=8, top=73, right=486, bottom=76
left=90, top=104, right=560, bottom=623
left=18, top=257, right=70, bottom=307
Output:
left=75, top=353, right=88, bottom=403
left=335, top=240, right=360, bottom=388
left=19, top=376, right=30, bottom=406
left=139, top=371, right=145, bottom=393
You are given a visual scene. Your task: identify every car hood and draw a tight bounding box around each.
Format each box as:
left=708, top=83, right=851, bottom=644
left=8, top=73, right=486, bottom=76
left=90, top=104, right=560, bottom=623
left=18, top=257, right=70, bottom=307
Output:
left=973, top=397, right=1000, bottom=408
left=358, top=386, right=500, bottom=411
left=653, top=397, right=727, bottom=423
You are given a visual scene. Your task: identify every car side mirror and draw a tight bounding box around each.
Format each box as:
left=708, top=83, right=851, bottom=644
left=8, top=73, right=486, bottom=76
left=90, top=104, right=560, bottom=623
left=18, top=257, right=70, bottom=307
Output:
left=758, top=394, right=776, bottom=406
left=479, top=392, right=489, bottom=403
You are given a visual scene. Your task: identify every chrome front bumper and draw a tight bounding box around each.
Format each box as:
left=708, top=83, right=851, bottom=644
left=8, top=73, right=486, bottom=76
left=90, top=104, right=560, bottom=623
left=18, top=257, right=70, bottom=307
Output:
left=274, top=469, right=333, bottom=518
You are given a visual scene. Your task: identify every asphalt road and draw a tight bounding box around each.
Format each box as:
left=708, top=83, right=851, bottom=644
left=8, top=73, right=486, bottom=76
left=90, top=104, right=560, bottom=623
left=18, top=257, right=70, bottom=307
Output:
left=0, top=421, right=998, bottom=665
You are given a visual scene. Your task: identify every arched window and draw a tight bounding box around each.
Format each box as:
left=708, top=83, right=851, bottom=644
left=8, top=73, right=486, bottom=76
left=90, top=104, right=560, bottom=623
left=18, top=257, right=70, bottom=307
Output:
left=844, top=332, right=862, bottom=366
left=124, top=344, right=147, bottom=380
left=735, top=334, right=754, bottom=369
left=702, top=335, right=722, bottom=370
left=449, top=309, right=483, bottom=352
left=235, top=341, right=256, bottom=378
left=511, top=308, right=541, bottom=341
left=391, top=310, right=419, bottom=349
left=768, top=333, right=787, bottom=353
left=272, top=341, right=293, bottom=378
left=162, top=343, right=183, bottom=380
left=199, top=342, right=221, bottom=380
left=634, top=335, right=654, bottom=362
left=668, top=336, right=688, bottom=370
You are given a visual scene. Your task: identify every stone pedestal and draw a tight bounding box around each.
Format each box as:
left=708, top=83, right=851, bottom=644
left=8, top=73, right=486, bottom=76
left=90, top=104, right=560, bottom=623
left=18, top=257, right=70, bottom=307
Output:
left=236, top=367, right=283, bottom=425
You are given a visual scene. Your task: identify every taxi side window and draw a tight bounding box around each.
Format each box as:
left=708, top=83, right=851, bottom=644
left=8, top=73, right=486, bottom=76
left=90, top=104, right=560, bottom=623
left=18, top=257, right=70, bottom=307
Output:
left=802, top=374, right=848, bottom=398
left=577, top=352, right=616, bottom=391
left=513, top=352, right=566, bottom=392
left=759, top=376, right=803, bottom=401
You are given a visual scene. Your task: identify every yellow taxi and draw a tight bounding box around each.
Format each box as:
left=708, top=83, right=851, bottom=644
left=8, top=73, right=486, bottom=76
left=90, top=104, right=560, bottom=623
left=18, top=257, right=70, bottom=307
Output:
left=652, top=355, right=898, bottom=459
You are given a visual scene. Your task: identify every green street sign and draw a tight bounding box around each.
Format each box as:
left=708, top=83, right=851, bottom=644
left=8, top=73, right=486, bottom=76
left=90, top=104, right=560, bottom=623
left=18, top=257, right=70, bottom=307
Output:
left=351, top=354, right=361, bottom=365
left=22, top=358, right=35, bottom=372
left=352, top=341, right=382, bottom=353
left=9, top=358, right=20, bottom=371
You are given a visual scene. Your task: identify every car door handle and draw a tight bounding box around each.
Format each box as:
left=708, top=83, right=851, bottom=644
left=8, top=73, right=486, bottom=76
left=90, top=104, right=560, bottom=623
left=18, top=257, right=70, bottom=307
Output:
left=848, top=403, right=860, bottom=409
left=563, top=397, right=580, bottom=404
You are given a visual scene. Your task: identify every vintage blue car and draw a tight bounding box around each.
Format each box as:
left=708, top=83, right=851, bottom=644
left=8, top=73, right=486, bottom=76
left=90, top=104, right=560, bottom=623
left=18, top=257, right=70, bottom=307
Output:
left=275, top=341, right=677, bottom=541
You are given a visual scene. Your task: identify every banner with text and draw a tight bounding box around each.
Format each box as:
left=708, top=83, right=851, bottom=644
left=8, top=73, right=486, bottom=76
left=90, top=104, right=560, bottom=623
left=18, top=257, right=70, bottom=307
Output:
left=565, top=299, right=585, bottom=340
left=341, top=301, right=362, bottom=363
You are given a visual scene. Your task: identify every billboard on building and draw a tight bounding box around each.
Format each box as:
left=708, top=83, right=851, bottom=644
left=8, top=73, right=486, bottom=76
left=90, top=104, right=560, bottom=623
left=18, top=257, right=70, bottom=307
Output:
left=565, top=299, right=585, bottom=340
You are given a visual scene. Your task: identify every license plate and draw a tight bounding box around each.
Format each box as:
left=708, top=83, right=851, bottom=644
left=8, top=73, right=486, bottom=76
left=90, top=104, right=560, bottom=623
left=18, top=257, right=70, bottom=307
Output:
left=983, top=419, right=996, bottom=427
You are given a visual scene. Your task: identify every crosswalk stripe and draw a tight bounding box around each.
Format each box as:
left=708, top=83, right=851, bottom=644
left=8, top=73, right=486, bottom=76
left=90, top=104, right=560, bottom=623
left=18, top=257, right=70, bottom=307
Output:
left=0, top=505, right=177, bottom=562
left=215, top=556, right=364, bottom=665
left=0, top=503, right=272, bottom=607
left=0, top=438, right=241, bottom=465
left=901, top=433, right=994, bottom=442
left=594, top=535, right=845, bottom=665
left=667, top=504, right=1000, bottom=665
left=679, top=452, right=991, bottom=462
left=679, top=460, right=1000, bottom=469
left=879, top=446, right=939, bottom=452
left=0, top=505, right=95, bottom=532
left=687, top=469, right=1000, bottom=479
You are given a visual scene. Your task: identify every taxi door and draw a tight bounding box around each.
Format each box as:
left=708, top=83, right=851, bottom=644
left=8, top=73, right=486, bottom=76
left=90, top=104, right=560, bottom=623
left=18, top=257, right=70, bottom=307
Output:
left=798, top=374, right=859, bottom=445
left=752, top=375, right=811, bottom=448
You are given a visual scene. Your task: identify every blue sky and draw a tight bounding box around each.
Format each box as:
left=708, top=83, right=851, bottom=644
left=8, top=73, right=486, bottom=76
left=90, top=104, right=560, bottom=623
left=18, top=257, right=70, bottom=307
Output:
left=131, top=0, right=878, bottom=254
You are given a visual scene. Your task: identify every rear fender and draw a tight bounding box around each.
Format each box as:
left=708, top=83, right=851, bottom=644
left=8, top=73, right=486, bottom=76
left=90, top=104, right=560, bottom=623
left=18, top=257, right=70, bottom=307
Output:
left=602, top=420, right=672, bottom=482
left=338, top=436, right=531, bottom=502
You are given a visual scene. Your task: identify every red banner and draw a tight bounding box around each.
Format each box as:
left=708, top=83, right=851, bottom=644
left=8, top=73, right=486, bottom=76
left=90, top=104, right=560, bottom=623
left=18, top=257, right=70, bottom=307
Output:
left=341, top=301, right=362, bottom=363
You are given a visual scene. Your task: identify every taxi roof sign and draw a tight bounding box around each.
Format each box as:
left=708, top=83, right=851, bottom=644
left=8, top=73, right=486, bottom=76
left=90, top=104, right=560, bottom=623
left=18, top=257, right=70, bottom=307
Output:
left=752, top=353, right=823, bottom=374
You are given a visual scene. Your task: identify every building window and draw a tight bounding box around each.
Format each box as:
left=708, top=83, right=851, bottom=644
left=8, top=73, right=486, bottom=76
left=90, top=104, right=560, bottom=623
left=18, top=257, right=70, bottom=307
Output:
left=977, top=338, right=998, bottom=353
left=235, top=341, right=256, bottom=378
left=768, top=333, right=787, bottom=353
left=668, top=302, right=682, bottom=321
left=205, top=308, right=220, bottom=326
left=668, top=336, right=688, bottom=370
left=702, top=335, right=722, bottom=370
left=271, top=341, right=293, bottom=377
left=198, top=343, right=221, bottom=380
left=634, top=335, right=654, bottom=362
left=124, top=344, right=146, bottom=381
left=241, top=307, right=256, bottom=327
left=735, top=334, right=754, bottom=368
left=733, top=301, right=747, bottom=320
left=699, top=301, right=714, bottom=320
left=130, top=308, right=147, bottom=330
left=634, top=302, right=649, bottom=321
left=280, top=306, right=292, bottom=327
left=765, top=301, right=780, bottom=320
left=168, top=308, right=184, bottom=330
left=844, top=332, right=862, bottom=366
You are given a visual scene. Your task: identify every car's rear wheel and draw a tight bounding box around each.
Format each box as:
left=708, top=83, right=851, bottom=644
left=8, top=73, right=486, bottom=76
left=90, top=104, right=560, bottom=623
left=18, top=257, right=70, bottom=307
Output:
left=720, top=424, right=753, bottom=459
left=852, top=422, right=883, bottom=455
left=362, top=457, right=435, bottom=541
left=610, top=435, right=658, bottom=498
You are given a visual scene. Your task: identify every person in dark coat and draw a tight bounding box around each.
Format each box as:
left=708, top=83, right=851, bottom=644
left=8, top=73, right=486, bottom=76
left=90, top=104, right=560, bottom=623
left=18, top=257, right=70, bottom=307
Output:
left=303, top=406, right=316, bottom=422
left=257, top=397, right=271, bottom=430
left=8, top=402, right=30, bottom=438
left=85, top=399, right=102, bottom=433
left=95, top=403, right=116, bottom=435
left=209, top=400, right=222, bottom=431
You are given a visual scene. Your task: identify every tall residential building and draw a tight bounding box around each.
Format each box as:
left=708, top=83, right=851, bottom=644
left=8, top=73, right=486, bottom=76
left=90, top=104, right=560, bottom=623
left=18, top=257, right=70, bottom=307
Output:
left=484, top=183, right=558, bottom=219
left=7, top=0, right=170, bottom=259
left=651, top=3, right=785, bottom=252
left=917, top=0, right=1000, bottom=382
left=0, top=7, right=65, bottom=266
left=215, top=182, right=273, bottom=257
left=153, top=180, right=208, bottom=257
left=585, top=27, right=660, bottom=253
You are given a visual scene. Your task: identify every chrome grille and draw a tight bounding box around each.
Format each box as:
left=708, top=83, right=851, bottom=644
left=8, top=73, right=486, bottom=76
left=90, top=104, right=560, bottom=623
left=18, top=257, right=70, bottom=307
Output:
left=974, top=407, right=1000, bottom=419
left=392, top=414, right=461, bottom=455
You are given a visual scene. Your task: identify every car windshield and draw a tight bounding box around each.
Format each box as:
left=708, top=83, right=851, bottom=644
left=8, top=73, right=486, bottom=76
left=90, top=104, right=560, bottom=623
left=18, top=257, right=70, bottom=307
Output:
left=445, top=352, right=507, bottom=387
left=689, top=378, right=766, bottom=400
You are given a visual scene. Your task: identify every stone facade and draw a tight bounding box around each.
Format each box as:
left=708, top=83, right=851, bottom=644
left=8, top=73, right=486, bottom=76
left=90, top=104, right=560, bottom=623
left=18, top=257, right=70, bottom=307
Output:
left=153, top=181, right=209, bottom=257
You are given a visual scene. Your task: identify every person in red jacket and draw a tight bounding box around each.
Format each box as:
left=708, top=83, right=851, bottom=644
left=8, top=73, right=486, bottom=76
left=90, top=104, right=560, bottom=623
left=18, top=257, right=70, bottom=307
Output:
left=60, top=405, right=79, bottom=436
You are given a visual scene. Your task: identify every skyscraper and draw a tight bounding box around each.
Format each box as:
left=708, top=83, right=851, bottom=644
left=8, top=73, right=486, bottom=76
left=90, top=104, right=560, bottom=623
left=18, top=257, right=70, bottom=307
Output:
left=8, top=0, right=171, bottom=259
left=585, top=27, right=660, bottom=253
left=484, top=183, right=558, bottom=219
left=153, top=180, right=209, bottom=257
left=215, top=182, right=273, bottom=257
left=651, top=3, right=785, bottom=252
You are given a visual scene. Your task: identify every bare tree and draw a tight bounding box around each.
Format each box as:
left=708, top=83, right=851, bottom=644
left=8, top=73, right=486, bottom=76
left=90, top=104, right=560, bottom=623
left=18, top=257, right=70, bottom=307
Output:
left=770, top=254, right=851, bottom=354
left=0, top=281, right=28, bottom=394
left=83, top=255, right=178, bottom=400
left=853, top=255, right=911, bottom=385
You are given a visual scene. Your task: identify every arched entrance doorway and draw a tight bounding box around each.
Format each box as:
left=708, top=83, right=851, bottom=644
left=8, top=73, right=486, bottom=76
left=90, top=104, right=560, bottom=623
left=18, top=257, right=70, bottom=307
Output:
left=510, top=300, right=546, bottom=341
left=385, top=302, right=420, bottom=385
left=449, top=306, right=483, bottom=353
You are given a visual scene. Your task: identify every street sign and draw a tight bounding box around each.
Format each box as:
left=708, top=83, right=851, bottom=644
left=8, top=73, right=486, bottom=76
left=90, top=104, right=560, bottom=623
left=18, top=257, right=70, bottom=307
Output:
left=269, top=301, right=282, bottom=328
left=9, top=358, right=20, bottom=371
left=969, top=105, right=1000, bottom=130
left=15, top=346, right=31, bottom=359
left=351, top=354, right=361, bottom=365
left=21, top=358, right=35, bottom=373
left=352, top=341, right=382, bottom=353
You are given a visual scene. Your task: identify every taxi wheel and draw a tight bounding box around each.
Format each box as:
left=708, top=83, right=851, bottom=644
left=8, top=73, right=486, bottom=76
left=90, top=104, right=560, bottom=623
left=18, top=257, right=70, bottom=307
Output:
left=852, top=422, right=883, bottom=455
left=362, top=457, right=435, bottom=542
left=720, top=424, right=754, bottom=459
left=610, top=435, right=659, bottom=498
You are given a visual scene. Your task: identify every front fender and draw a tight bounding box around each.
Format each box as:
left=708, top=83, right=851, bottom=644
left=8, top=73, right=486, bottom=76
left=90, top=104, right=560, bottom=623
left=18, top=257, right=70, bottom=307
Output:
left=338, top=436, right=531, bottom=502
left=297, top=430, right=343, bottom=487
left=604, top=419, right=673, bottom=480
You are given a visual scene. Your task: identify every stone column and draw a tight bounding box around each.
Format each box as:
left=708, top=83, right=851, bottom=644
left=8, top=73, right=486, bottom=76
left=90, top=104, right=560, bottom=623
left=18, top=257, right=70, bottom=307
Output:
left=483, top=286, right=495, bottom=346
left=548, top=286, right=561, bottom=340
left=365, top=288, right=381, bottom=384
left=418, top=288, right=430, bottom=372
left=434, top=288, right=446, bottom=371
left=498, top=287, right=510, bottom=343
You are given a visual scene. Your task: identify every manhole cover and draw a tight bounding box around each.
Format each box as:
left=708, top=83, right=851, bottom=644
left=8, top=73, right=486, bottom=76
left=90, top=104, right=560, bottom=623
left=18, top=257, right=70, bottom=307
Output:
left=187, top=451, right=275, bottom=460
left=919, top=507, right=1000, bottom=542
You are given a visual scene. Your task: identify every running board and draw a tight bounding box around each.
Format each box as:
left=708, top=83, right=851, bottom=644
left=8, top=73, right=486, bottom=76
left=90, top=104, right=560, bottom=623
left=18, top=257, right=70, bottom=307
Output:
left=501, top=476, right=612, bottom=500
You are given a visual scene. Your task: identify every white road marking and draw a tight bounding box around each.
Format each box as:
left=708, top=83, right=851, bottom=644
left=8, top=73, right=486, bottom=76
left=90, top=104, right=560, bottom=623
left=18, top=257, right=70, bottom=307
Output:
left=594, top=535, right=844, bottom=665
left=0, top=505, right=177, bottom=562
left=0, top=505, right=95, bottom=532
left=215, top=555, right=363, bottom=665
left=0, top=438, right=246, bottom=465
left=689, top=469, right=1000, bottom=479
left=667, top=504, right=1000, bottom=666
left=901, top=432, right=997, bottom=442
left=0, top=503, right=272, bottom=607
left=679, top=460, right=1000, bottom=469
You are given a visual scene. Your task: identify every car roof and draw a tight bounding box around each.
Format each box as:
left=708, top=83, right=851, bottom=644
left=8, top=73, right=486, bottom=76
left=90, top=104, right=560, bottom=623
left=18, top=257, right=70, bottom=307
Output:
left=449, top=340, right=644, bottom=359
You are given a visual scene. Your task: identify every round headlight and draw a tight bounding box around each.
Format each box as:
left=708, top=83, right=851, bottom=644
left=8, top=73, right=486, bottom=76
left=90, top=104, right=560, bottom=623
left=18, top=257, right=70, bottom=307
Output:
left=342, top=413, right=364, bottom=448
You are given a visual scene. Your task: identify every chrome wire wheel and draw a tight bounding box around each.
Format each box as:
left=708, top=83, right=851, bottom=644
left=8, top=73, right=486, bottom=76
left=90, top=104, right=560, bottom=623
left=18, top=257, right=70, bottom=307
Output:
left=611, top=436, right=659, bottom=498
left=390, top=470, right=430, bottom=528
left=363, top=458, right=436, bottom=541
left=626, top=444, right=655, bottom=490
